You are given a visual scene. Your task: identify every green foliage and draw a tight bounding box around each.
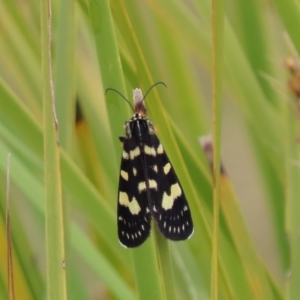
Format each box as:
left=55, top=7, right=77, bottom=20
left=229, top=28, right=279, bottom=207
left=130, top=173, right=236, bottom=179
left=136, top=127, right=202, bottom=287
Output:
left=0, top=0, right=299, bottom=299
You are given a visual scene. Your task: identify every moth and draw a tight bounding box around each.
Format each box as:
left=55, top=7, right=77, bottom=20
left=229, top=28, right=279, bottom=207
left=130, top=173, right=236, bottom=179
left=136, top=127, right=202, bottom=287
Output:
left=107, top=83, right=194, bottom=248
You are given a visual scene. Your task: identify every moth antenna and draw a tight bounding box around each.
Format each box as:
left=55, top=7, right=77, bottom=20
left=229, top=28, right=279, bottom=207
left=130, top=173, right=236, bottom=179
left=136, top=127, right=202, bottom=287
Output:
left=136, top=82, right=167, bottom=113
left=106, top=88, right=134, bottom=112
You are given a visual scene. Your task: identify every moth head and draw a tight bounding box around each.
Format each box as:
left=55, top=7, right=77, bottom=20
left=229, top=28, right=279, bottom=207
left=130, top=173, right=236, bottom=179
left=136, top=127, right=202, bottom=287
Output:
left=105, top=82, right=167, bottom=118
left=133, top=88, right=147, bottom=116
left=133, top=82, right=167, bottom=116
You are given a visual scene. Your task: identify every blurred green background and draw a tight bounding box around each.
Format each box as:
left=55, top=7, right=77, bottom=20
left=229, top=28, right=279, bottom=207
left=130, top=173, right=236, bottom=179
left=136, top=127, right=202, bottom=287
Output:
left=0, top=0, right=300, bottom=299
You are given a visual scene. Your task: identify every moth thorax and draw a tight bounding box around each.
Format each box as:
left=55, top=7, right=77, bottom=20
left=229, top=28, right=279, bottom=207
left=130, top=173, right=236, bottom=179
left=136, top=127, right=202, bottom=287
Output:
left=133, top=88, right=147, bottom=116
left=131, top=119, right=149, bottom=142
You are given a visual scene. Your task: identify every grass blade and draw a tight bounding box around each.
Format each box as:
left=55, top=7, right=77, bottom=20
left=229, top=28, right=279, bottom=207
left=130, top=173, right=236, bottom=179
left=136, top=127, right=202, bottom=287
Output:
left=40, top=0, right=67, bottom=298
left=211, top=0, right=224, bottom=298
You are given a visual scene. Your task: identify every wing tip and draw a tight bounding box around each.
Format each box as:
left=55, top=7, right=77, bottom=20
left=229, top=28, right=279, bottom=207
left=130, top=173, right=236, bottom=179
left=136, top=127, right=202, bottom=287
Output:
left=187, top=227, right=194, bottom=239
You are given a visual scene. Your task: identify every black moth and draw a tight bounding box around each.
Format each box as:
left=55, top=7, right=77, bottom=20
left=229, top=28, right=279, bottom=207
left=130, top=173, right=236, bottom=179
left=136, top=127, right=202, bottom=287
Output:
left=107, top=83, right=193, bottom=248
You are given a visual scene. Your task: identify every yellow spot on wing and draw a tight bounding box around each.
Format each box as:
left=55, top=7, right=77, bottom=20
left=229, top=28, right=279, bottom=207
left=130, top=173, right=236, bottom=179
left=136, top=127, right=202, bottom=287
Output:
left=149, top=180, right=157, bottom=189
left=130, top=147, right=140, bottom=160
left=157, top=144, right=164, bottom=154
left=119, top=193, right=141, bottom=215
left=144, top=145, right=156, bottom=156
left=163, top=163, right=171, bottom=174
left=138, top=180, right=157, bottom=192
left=138, top=182, right=146, bottom=192
left=119, top=192, right=129, bottom=206
left=129, top=197, right=141, bottom=214
left=121, top=170, right=129, bottom=181
left=162, top=183, right=182, bottom=210
left=122, top=151, right=129, bottom=159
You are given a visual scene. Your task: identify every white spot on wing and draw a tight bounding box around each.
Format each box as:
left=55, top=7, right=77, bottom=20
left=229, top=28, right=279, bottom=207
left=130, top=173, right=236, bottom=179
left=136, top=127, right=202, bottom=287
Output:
left=133, top=167, right=137, bottom=176
left=161, top=183, right=182, bottom=210
left=153, top=165, right=158, bottom=173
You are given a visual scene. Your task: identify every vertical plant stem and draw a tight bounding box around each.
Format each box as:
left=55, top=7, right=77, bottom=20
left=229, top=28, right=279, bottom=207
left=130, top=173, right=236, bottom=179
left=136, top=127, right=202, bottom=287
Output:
left=6, top=153, right=15, bottom=300
left=154, top=225, right=177, bottom=300
left=211, top=0, right=224, bottom=299
left=41, top=0, right=67, bottom=298
left=285, top=103, right=300, bottom=299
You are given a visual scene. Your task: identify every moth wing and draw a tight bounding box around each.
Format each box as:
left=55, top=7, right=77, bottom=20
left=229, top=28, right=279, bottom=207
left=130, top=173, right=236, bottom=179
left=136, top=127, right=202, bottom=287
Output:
left=117, top=137, right=151, bottom=248
left=144, top=135, right=194, bottom=241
